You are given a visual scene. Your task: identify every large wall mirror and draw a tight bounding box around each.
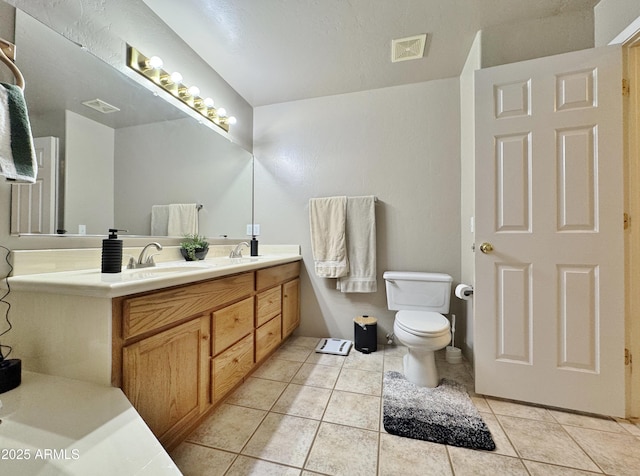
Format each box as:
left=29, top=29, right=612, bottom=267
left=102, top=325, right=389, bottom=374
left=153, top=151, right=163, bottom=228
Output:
left=9, top=5, right=253, bottom=238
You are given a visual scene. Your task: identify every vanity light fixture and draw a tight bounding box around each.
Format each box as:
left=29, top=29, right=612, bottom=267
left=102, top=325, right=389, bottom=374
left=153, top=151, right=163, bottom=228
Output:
left=127, top=45, right=236, bottom=132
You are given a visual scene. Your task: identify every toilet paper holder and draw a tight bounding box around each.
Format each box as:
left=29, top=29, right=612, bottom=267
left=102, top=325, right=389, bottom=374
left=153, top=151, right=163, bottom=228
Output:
left=455, top=283, right=474, bottom=300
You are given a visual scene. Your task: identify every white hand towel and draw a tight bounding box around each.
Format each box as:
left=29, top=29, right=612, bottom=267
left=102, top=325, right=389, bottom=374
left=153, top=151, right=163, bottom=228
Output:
left=168, top=203, right=199, bottom=236
left=151, top=203, right=199, bottom=236
left=0, top=83, right=37, bottom=183
left=337, top=196, right=377, bottom=293
left=151, top=205, right=170, bottom=235
left=309, top=196, right=349, bottom=278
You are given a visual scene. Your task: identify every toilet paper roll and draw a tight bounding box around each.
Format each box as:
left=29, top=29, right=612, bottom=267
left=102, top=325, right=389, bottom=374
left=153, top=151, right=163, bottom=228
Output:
left=455, top=284, right=473, bottom=300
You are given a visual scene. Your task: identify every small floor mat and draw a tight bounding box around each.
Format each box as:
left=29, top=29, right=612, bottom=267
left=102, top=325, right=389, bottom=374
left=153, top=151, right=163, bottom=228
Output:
left=383, top=371, right=496, bottom=451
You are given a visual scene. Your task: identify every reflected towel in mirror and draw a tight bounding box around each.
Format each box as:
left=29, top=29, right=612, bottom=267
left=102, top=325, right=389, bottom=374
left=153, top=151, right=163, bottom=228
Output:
left=151, top=203, right=199, bottom=236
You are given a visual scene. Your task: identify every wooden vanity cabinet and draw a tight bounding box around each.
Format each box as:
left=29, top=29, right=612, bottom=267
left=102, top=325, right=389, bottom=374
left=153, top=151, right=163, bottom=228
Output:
left=255, top=262, right=301, bottom=363
left=113, top=260, right=300, bottom=450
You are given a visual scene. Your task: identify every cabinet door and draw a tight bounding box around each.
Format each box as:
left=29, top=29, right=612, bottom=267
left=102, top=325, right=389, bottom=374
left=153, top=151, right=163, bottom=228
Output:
left=122, top=316, right=210, bottom=445
left=282, top=279, right=300, bottom=338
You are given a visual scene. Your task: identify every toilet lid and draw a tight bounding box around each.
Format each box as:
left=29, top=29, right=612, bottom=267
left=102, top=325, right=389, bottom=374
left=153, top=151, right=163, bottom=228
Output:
left=396, top=310, right=450, bottom=337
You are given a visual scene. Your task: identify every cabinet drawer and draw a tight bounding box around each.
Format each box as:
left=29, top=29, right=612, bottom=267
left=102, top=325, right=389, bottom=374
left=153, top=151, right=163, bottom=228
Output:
left=255, top=315, right=282, bottom=363
left=256, top=261, right=300, bottom=291
left=212, top=334, right=254, bottom=402
left=123, top=272, right=253, bottom=340
left=256, top=286, right=281, bottom=327
left=213, top=297, right=254, bottom=355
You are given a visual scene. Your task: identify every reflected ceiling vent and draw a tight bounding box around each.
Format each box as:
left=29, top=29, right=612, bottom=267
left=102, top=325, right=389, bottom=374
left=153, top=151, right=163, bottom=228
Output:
left=391, top=34, right=428, bottom=63
left=81, top=98, right=120, bottom=114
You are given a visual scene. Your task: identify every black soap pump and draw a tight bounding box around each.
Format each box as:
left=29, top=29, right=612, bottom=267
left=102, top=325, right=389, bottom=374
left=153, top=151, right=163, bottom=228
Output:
left=250, top=235, right=259, bottom=256
left=101, top=228, right=127, bottom=273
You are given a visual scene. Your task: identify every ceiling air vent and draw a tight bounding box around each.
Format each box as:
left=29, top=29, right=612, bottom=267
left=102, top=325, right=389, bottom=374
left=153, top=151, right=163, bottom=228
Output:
left=391, top=34, right=428, bottom=63
left=82, top=98, right=120, bottom=114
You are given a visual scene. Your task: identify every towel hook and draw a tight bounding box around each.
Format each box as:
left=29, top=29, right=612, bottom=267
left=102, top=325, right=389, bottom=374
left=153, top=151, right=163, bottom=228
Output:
left=0, top=38, right=25, bottom=91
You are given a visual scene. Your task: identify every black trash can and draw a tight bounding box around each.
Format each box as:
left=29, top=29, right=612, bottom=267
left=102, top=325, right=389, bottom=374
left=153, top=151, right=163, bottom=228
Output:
left=354, top=315, right=377, bottom=354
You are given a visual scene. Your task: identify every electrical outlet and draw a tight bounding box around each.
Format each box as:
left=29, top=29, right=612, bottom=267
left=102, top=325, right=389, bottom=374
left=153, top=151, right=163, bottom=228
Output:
left=78, top=224, right=86, bottom=235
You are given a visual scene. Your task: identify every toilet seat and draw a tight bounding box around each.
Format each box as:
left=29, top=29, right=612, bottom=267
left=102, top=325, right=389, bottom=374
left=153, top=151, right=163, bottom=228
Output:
left=395, top=310, right=450, bottom=337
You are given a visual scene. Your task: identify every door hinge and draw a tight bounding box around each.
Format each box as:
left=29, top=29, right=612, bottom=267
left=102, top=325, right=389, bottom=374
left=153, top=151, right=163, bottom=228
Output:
left=625, top=213, right=630, bottom=230
left=623, top=78, right=630, bottom=96
left=626, top=348, right=632, bottom=366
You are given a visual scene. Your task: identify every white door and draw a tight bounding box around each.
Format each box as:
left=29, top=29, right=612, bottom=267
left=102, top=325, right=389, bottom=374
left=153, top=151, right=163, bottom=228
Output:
left=10, top=136, right=58, bottom=234
left=475, top=46, right=625, bottom=417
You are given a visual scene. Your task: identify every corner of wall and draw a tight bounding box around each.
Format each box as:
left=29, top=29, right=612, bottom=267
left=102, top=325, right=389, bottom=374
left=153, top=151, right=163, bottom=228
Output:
left=595, top=0, right=640, bottom=46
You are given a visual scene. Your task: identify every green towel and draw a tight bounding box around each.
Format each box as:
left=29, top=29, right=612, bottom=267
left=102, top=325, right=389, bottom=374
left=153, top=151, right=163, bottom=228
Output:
left=0, top=82, right=37, bottom=183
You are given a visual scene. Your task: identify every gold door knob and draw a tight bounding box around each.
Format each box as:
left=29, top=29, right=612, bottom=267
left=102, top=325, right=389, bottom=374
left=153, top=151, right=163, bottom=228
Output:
left=479, top=242, right=494, bottom=254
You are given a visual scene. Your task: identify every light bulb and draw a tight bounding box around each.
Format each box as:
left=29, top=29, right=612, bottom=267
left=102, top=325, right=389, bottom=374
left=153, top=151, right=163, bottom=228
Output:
left=187, top=85, right=200, bottom=97
left=147, top=56, right=163, bottom=69
left=170, top=72, right=183, bottom=83
left=227, top=116, right=237, bottom=125
left=203, top=97, right=214, bottom=108
left=217, top=107, right=227, bottom=117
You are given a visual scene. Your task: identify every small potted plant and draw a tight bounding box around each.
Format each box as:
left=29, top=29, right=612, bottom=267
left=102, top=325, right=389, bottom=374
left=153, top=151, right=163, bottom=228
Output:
left=180, top=234, right=209, bottom=261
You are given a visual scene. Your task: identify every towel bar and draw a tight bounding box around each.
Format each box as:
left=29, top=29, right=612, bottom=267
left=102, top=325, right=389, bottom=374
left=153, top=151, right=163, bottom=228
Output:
left=0, top=38, right=24, bottom=90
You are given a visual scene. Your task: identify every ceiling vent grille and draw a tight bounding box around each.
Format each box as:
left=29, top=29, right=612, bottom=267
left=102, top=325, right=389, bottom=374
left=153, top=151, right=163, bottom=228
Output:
left=82, top=98, right=120, bottom=114
left=391, top=34, right=428, bottom=63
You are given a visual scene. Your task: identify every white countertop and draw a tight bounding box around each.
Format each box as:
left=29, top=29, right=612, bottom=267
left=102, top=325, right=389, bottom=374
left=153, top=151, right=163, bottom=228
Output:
left=7, top=254, right=302, bottom=298
left=0, top=371, right=180, bottom=475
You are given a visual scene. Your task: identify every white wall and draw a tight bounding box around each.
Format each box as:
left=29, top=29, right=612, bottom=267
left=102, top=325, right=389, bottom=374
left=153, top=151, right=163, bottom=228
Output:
left=459, top=31, right=482, bottom=362
left=595, top=0, right=640, bottom=46
left=64, top=111, right=114, bottom=234
left=254, top=79, right=462, bottom=342
left=481, top=9, right=594, bottom=68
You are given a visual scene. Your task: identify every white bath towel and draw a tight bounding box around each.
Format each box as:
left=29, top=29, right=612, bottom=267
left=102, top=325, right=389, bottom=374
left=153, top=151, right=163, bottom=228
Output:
left=309, top=196, right=349, bottom=278
left=151, top=203, right=199, bottom=236
left=0, top=83, right=37, bottom=183
left=337, top=196, right=377, bottom=293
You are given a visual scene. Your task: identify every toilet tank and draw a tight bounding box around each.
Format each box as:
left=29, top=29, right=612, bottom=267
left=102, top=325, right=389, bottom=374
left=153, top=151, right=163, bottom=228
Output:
left=383, top=271, right=452, bottom=313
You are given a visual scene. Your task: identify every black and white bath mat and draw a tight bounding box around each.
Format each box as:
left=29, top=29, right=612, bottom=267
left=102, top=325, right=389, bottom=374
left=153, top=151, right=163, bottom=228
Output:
left=383, top=371, right=496, bottom=451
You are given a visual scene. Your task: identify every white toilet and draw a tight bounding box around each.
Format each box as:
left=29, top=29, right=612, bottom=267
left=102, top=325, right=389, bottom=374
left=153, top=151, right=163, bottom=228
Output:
left=383, top=271, right=453, bottom=388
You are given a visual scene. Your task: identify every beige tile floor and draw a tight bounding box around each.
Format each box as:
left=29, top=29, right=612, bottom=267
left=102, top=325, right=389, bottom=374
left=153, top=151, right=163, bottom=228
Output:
left=171, top=336, right=640, bottom=475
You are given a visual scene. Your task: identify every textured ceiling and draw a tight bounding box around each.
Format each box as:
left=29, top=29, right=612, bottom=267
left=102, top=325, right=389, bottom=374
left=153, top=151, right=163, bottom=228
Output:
left=142, top=0, right=599, bottom=107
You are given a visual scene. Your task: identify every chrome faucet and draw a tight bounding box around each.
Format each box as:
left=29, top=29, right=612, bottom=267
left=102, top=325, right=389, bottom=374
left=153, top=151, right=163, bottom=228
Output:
left=229, top=242, right=249, bottom=258
left=128, top=242, right=163, bottom=269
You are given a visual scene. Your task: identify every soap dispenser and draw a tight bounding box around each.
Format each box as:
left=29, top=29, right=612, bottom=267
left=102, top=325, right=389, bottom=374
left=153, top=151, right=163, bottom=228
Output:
left=101, top=228, right=126, bottom=273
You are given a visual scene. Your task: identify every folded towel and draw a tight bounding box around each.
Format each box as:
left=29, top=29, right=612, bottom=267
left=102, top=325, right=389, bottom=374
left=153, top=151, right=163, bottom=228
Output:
left=0, top=83, right=37, bottom=183
left=168, top=203, right=198, bottom=236
left=338, top=196, right=377, bottom=293
left=309, top=196, right=349, bottom=278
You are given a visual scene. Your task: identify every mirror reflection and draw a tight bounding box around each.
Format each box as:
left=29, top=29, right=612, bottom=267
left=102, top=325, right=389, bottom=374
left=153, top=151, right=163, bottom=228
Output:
left=10, top=6, right=252, bottom=238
